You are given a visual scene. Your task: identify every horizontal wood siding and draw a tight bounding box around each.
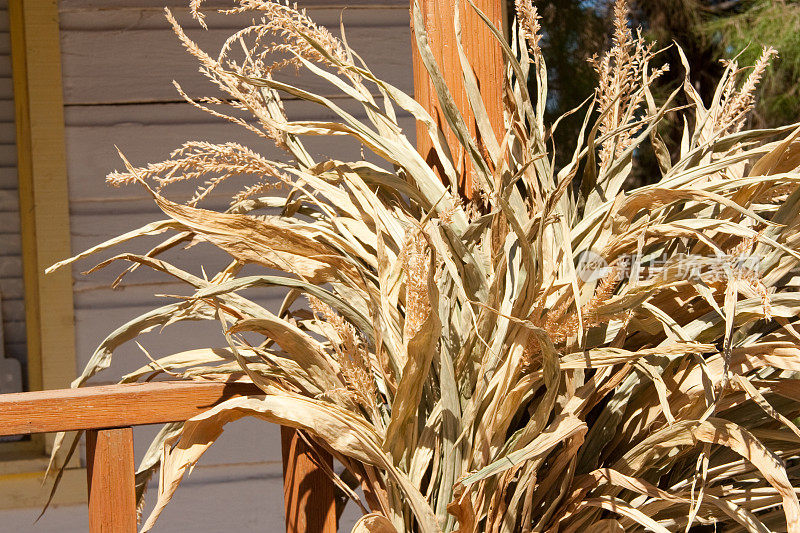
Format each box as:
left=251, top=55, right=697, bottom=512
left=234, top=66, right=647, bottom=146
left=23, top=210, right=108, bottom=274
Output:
left=0, top=2, right=24, bottom=371
left=58, top=0, right=412, bottom=473
left=60, top=1, right=412, bottom=381
left=60, top=7, right=411, bottom=105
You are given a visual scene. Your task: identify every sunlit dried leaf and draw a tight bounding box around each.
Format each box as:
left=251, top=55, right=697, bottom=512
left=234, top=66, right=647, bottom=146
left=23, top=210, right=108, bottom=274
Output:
left=44, top=1, right=800, bottom=531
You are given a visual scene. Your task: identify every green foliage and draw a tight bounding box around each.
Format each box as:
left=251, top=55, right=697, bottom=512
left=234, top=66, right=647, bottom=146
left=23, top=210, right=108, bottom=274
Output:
left=704, top=0, right=800, bottom=126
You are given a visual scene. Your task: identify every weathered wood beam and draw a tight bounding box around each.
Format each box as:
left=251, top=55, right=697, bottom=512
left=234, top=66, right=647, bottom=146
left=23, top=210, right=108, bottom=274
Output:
left=412, top=0, right=505, bottom=197
left=0, top=381, right=260, bottom=436
left=86, top=427, right=137, bottom=533
left=281, top=427, right=337, bottom=533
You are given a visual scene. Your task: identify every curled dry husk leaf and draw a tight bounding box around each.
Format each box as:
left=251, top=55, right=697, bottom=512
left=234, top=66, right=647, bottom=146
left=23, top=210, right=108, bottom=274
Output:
left=352, top=513, right=399, bottom=533
left=44, top=0, right=800, bottom=531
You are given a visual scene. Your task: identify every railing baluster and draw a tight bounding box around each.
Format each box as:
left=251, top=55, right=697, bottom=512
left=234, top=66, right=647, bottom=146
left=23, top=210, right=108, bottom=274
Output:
left=281, top=427, right=337, bottom=533
left=86, top=427, right=137, bottom=533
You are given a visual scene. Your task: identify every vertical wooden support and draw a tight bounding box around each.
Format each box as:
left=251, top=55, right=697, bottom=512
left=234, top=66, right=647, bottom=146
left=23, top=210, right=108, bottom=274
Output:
left=411, top=0, right=506, bottom=197
left=281, top=426, right=336, bottom=533
left=9, top=0, right=76, bottom=394
left=8, top=0, right=77, bottom=459
left=86, top=427, right=137, bottom=533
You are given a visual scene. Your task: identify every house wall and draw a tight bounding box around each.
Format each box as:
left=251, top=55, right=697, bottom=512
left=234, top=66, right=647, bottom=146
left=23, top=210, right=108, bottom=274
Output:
left=56, top=0, right=412, bottom=527
left=0, top=0, right=25, bottom=379
left=60, top=0, right=413, bottom=380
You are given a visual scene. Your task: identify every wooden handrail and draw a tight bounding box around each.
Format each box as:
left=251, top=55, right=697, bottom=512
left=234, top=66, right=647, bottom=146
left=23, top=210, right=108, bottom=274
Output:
left=0, top=381, right=260, bottom=436
left=0, top=381, right=336, bottom=533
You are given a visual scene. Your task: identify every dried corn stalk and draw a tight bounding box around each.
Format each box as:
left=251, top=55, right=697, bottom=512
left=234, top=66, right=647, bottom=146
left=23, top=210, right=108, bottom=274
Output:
left=45, top=0, right=800, bottom=531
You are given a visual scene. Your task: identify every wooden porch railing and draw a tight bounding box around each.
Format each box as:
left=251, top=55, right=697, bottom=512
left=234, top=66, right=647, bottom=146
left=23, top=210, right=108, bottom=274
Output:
left=0, top=381, right=337, bottom=532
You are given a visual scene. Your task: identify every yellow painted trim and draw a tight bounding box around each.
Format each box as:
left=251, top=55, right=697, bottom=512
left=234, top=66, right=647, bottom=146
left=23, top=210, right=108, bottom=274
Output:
left=0, top=466, right=86, bottom=510
left=1, top=0, right=80, bottom=496
left=0, top=451, right=85, bottom=510
left=0, top=470, right=41, bottom=482
left=9, top=0, right=76, bottom=396
left=0, top=439, right=41, bottom=455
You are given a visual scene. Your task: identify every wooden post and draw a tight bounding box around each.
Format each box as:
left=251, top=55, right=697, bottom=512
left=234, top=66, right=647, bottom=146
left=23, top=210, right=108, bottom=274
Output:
left=9, top=0, right=77, bottom=459
left=411, top=0, right=505, bottom=197
left=85, top=427, right=137, bottom=533
left=281, top=426, right=337, bottom=533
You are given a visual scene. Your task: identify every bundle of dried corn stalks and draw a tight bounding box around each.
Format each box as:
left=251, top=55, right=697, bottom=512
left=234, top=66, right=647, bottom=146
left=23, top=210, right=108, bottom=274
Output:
left=46, top=0, right=800, bottom=531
